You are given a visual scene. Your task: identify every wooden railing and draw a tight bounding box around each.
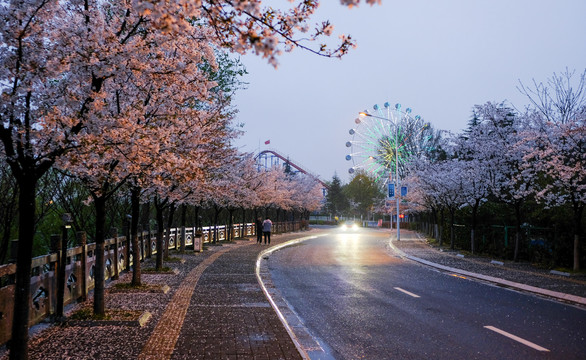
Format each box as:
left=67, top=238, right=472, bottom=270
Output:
left=0, top=221, right=304, bottom=345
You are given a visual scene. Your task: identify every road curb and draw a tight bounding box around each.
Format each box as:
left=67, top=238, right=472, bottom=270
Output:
left=256, top=233, right=331, bottom=360
left=389, top=240, right=586, bottom=306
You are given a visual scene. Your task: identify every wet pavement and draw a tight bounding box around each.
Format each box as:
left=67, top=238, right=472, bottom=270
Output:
left=263, top=230, right=586, bottom=359
left=1, top=231, right=311, bottom=360
left=1, top=227, right=584, bottom=359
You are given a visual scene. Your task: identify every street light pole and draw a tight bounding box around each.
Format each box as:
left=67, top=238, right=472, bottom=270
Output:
left=350, top=103, right=427, bottom=242
left=358, top=103, right=403, bottom=241
left=56, top=213, right=73, bottom=320
left=392, top=104, right=401, bottom=242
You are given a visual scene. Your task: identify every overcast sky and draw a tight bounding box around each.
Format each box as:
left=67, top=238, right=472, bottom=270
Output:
left=232, top=0, right=586, bottom=184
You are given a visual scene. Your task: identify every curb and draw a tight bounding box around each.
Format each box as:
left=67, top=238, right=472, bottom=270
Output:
left=256, top=233, right=331, bottom=360
left=389, top=240, right=586, bottom=306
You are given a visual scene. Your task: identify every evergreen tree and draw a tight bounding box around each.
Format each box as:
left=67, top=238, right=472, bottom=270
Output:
left=343, top=170, right=384, bottom=219
left=325, top=174, right=349, bottom=217
left=284, top=158, right=295, bottom=177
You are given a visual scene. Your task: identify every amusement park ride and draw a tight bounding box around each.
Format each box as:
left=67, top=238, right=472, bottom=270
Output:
left=345, top=101, right=434, bottom=240
left=254, top=149, right=329, bottom=190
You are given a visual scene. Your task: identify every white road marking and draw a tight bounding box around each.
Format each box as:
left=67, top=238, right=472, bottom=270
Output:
left=484, top=326, right=550, bottom=352
left=394, top=287, right=420, bottom=298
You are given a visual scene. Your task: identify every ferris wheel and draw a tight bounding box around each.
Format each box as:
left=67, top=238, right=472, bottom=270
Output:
left=345, top=102, right=432, bottom=185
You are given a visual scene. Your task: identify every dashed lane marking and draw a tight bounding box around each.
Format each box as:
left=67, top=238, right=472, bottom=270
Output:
left=484, top=325, right=550, bottom=352
left=394, top=287, right=421, bottom=298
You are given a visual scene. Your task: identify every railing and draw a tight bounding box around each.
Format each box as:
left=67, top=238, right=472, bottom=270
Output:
left=0, top=221, right=302, bottom=345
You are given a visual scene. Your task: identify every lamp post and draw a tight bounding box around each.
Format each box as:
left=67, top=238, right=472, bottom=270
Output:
left=356, top=102, right=409, bottom=241
left=56, top=213, right=73, bottom=320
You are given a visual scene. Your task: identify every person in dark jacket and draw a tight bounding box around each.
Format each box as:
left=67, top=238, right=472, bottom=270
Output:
left=255, top=218, right=263, bottom=244
left=262, top=217, right=273, bottom=245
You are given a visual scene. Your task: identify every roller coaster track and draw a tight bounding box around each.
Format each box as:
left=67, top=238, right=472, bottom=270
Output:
left=255, top=149, right=329, bottom=189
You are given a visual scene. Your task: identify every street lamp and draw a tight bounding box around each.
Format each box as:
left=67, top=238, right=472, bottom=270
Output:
left=355, top=102, right=410, bottom=241
left=56, top=213, right=73, bottom=320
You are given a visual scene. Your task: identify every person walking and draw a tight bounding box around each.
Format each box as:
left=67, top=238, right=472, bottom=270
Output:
left=262, top=217, right=273, bottom=245
left=255, top=218, right=263, bottom=244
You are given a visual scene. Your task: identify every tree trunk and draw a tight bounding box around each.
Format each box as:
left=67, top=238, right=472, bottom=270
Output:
left=450, top=208, right=455, bottom=250
left=572, top=203, right=583, bottom=271
left=10, top=176, right=36, bottom=360
left=154, top=197, right=165, bottom=270
left=439, top=209, right=445, bottom=247
left=241, top=207, right=246, bottom=239
left=0, top=186, right=17, bottom=265
left=180, top=203, right=187, bottom=252
left=93, top=195, right=107, bottom=316
left=130, top=187, right=141, bottom=286
left=213, top=206, right=221, bottom=243
left=574, top=234, right=580, bottom=272
left=470, top=200, right=479, bottom=254
left=514, top=200, right=522, bottom=262
left=193, top=205, right=200, bottom=230
left=227, top=208, right=234, bottom=241
left=166, top=202, right=176, bottom=256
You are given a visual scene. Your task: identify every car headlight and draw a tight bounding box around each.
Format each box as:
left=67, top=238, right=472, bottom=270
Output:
left=341, top=224, right=347, bottom=230
left=352, top=224, right=359, bottom=230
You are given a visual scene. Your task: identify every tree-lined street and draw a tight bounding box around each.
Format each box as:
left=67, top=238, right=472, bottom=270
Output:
left=1, top=1, right=584, bottom=359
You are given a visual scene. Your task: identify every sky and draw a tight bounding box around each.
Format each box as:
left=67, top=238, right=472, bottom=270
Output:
left=232, top=0, right=586, bottom=184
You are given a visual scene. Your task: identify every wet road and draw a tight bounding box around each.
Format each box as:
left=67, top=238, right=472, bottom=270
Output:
left=266, top=228, right=586, bottom=360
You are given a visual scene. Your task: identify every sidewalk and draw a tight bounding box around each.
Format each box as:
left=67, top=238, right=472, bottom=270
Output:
left=389, top=231, right=586, bottom=306
left=2, top=230, right=314, bottom=360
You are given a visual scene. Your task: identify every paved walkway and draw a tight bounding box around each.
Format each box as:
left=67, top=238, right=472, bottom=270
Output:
left=2, top=227, right=584, bottom=359
left=2, top=231, right=311, bottom=360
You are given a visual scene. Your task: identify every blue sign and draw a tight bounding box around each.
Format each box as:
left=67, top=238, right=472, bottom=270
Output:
left=401, top=186, right=408, bottom=197
left=388, top=184, right=395, bottom=198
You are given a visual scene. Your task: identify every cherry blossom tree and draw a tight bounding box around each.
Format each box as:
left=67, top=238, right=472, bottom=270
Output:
left=208, top=153, right=264, bottom=240
left=455, top=103, right=518, bottom=254
left=52, top=0, right=230, bottom=316
left=288, top=173, right=324, bottom=221
left=1, top=1, right=376, bottom=357
left=409, top=155, right=467, bottom=250
left=405, top=159, right=448, bottom=245
left=471, top=102, right=531, bottom=261
left=518, top=69, right=586, bottom=270
left=0, top=3, right=95, bottom=357
left=254, top=165, right=294, bottom=218
left=137, top=0, right=381, bottom=66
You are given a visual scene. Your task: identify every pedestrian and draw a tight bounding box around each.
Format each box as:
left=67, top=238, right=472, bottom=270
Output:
left=255, top=217, right=263, bottom=244
left=262, top=217, right=273, bottom=245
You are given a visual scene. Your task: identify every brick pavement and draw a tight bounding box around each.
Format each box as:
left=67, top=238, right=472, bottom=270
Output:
left=0, top=230, right=312, bottom=360
left=139, top=245, right=238, bottom=360
left=171, top=236, right=303, bottom=360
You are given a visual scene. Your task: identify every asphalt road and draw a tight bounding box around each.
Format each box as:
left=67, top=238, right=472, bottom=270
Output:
left=266, top=228, right=586, bottom=360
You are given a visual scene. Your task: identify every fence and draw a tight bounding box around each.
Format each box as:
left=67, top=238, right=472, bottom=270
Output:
left=0, top=221, right=302, bottom=345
